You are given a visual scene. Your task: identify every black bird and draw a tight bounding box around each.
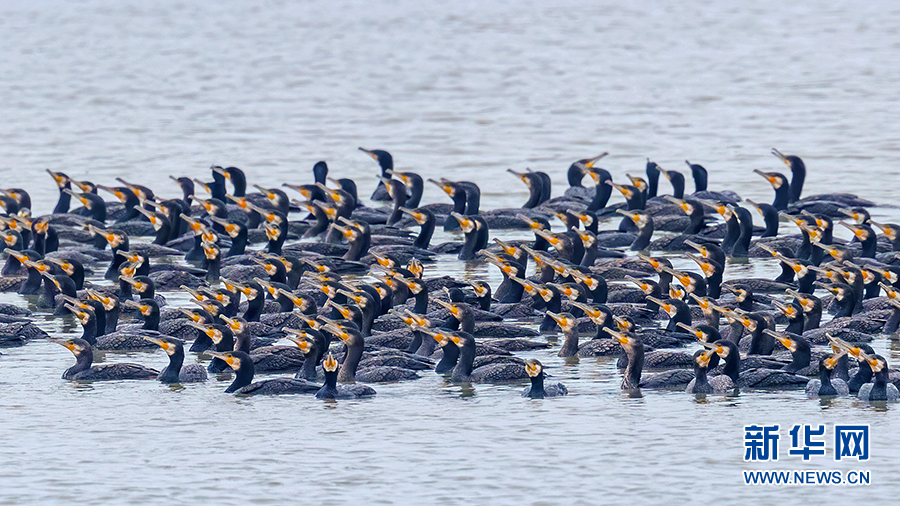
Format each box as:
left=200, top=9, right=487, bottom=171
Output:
left=746, top=199, right=779, bottom=237
left=398, top=207, right=436, bottom=249
left=144, top=336, right=208, bottom=383
left=213, top=166, right=247, bottom=197
left=452, top=212, right=488, bottom=261
left=685, top=349, right=732, bottom=394
left=30, top=217, right=58, bottom=256
left=805, top=355, right=849, bottom=398
left=14, top=251, right=47, bottom=295
left=645, top=160, right=661, bottom=198
left=52, top=338, right=158, bottom=381
left=134, top=207, right=173, bottom=246
left=316, top=353, right=377, bottom=399
left=47, top=170, right=73, bottom=214
left=731, top=207, right=755, bottom=258
left=431, top=179, right=469, bottom=231
left=685, top=160, right=708, bottom=192
left=566, top=153, right=607, bottom=193
left=581, top=165, right=614, bottom=212
left=386, top=170, right=424, bottom=208
left=207, top=350, right=322, bottom=395
left=522, top=359, right=567, bottom=398
left=856, top=353, right=900, bottom=402
left=64, top=190, right=107, bottom=223
left=617, top=210, right=654, bottom=251
left=608, top=328, right=643, bottom=392
left=754, top=169, right=790, bottom=211
left=658, top=167, right=686, bottom=199
left=507, top=169, right=546, bottom=209
left=0, top=230, right=25, bottom=276
left=378, top=176, right=409, bottom=226
left=771, top=148, right=805, bottom=203
left=360, top=148, right=394, bottom=201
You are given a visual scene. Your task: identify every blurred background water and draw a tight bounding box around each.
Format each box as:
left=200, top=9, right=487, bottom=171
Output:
left=1, top=1, right=899, bottom=504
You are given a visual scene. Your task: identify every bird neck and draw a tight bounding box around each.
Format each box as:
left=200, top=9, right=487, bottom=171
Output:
left=669, top=175, right=685, bottom=200
left=762, top=208, right=779, bottom=237
left=773, top=185, right=790, bottom=210
left=64, top=349, right=94, bottom=380
left=266, top=228, right=286, bottom=256
left=458, top=227, right=482, bottom=260
left=415, top=331, right=436, bottom=356
left=632, top=220, right=654, bottom=251
left=405, top=331, right=423, bottom=354
left=226, top=362, right=254, bottom=393
left=523, top=176, right=543, bottom=209
left=54, top=186, right=72, bottom=214
left=871, top=369, right=888, bottom=398
left=785, top=314, right=804, bottom=334
left=801, top=304, right=821, bottom=332
left=435, top=342, right=460, bottom=374
left=21, top=265, right=44, bottom=294
left=834, top=292, right=856, bottom=318
left=411, top=289, right=429, bottom=315
left=623, top=344, right=643, bottom=390
left=527, top=373, right=546, bottom=398
left=159, top=347, right=185, bottom=383
left=559, top=327, right=579, bottom=357
left=567, top=164, right=585, bottom=187
left=722, top=352, right=739, bottom=382
left=587, top=171, right=612, bottom=211
left=693, top=364, right=710, bottom=388
left=405, top=177, right=424, bottom=208
left=141, top=308, right=159, bottom=331
left=451, top=340, right=476, bottom=382
left=414, top=213, right=435, bottom=250
left=298, top=350, right=318, bottom=380
left=747, top=324, right=769, bottom=355
left=243, top=293, right=264, bottom=322
left=227, top=229, right=248, bottom=256
left=337, top=335, right=364, bottom=383
left=80, top=317, right=98, bottom=346
left=788, top=160, right=805, bottom=203
left=343, top=231, right=370, bottom=262
left=819, top=365, right=833, bottom=388
left=785, top=345, right=810, bottom=374
left=233, top=331, right=251, bottom=355
left=318, top=369, right=339, bottom=398
left=102, top=305, right=119, bottom=335
left=885, top=307, right=900, bottom=334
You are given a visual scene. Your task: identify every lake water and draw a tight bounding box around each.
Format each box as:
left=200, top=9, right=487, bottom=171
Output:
left=1, top=1, right=899, bottom=504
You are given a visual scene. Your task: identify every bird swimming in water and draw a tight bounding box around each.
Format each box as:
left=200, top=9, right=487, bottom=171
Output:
left=143, top=336, right=208, bottom=383
left=805, top=353, right=849, bottom=398
left=685, top=348, right=733, bottom=395
left=4, top=146, right=892, bottom=419
left=52, top=338, right=158, bottom=381
left=522, top=359, right=567, bottom=398
left=856, top=353, right=900, bottom=403
left=316, top=353, right=377, bottom=399
left=206, top=350, right=323, bottom=396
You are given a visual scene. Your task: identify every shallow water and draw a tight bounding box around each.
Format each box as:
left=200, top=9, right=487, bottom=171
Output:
left=2, top=0, right=900, bottom=504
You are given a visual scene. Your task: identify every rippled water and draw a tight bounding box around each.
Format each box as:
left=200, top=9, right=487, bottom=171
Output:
left=2, top=1, right=900, bottom=504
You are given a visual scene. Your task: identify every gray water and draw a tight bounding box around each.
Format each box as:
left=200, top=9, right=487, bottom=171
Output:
left=2, top=1, right=900, bottom=504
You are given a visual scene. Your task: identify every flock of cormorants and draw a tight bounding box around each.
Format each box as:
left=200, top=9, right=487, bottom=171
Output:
left=2, top=147, right=899, bottom=402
